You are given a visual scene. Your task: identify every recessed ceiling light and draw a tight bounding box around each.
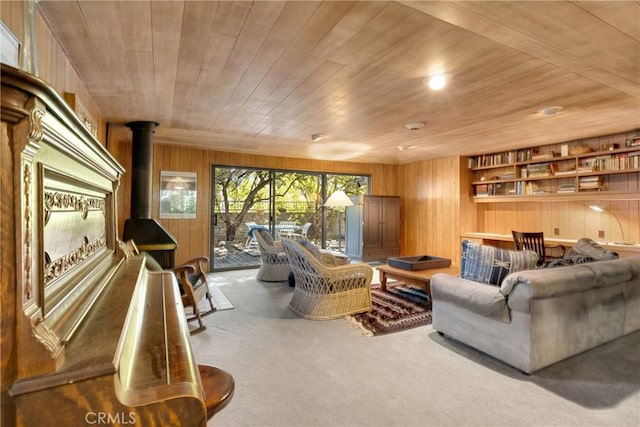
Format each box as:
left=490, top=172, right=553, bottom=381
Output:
left=537, top=106, right=563, bottom=116
left=405, top=122, right=424, bottom=130
left=424, top=74, right=447, bottom=91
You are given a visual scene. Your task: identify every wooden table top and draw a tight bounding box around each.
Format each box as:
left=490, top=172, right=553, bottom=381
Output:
left=377, top=264, right=459, bottom=280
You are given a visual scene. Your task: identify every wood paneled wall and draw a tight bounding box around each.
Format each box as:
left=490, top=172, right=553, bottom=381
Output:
left=1, top=2, right=105, bottom=143
left=112, top=141, right=399, bottom=264
left=397, top=156, right=474, bottom=267
left=476, top=200, right=640, bottom=245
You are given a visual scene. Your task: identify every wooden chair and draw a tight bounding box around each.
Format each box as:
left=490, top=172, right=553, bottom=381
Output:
left=173, top=256, right=217, bottom=334
left=512, top=231, right=564, bottom=267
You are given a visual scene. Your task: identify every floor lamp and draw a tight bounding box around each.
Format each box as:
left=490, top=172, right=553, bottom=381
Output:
left=588, top=204, right=631, bottom=245
left=324, top=190, right=353, bottom=252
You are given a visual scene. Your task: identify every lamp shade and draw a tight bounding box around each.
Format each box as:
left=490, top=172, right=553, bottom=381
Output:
left=324, top=190, right=353, bottom=207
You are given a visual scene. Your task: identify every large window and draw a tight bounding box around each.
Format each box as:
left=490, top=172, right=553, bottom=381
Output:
left=211, top=165, right=368, bottom=270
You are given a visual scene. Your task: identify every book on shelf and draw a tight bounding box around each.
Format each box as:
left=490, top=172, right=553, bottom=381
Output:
left=578, top=176, right=601, bottom=189
left=517, top=148, right=539, bottom=162
left=531, top=153, right=555, bottom=161
left=527, top=162, right=553, bottom=177
left=557, top=183, right=576, bottom=193
left=475, top=184, right=489, bottom=196
left=501, top=172, right=515, bottom=180
left=577, top=165, right=594, bottom=173
left=559, top=183, right=576, bottom=190
left=472, top=150, right=518, bottom=168
left=554, top=169, right=576, bottom=176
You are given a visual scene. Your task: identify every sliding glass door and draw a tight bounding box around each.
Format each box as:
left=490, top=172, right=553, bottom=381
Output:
left=211, top=167, right=271, bottom=270
left=273, top=171, right=322, bottom=244
left=211, top=165, right=369, bottom=271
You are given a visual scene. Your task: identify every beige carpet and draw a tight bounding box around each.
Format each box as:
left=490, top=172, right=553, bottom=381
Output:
left=191, top=269, right=640, bottom=427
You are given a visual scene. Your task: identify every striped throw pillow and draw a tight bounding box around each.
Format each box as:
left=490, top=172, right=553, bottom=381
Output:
left=460, top=240, right=538, bottom=286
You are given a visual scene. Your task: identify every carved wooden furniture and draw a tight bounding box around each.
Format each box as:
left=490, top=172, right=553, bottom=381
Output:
left=282, top=239, right=373, bottom=320
left=0, top=64, right=232, bottom=426
left=173, top=256, right=217, bottom=334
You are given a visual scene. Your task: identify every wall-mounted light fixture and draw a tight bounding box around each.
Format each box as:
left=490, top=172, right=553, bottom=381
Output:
left=311, top=134, right=324, bottom=142
left=588, top=204, right=632, bottom=245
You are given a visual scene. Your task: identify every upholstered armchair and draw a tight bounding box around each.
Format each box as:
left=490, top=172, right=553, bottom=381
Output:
left=282, top=239, right=373, bottom=320
left=253, top=228, right=292, bottom=281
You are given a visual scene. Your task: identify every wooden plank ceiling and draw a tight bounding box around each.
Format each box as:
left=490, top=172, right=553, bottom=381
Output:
left=38, top=0, right=640, bottom=164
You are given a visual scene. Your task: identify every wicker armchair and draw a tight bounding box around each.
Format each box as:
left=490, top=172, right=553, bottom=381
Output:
left=253, top=228, right=292, bottom=281
left=282, top=239, right=373, bottom=320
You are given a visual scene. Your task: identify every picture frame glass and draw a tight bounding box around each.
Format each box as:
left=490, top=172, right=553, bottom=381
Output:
left=160, top=171, right=196, bottom=218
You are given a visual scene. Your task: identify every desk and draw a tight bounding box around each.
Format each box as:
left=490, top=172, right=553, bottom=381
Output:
left=461, top=232, right=640, bottom=258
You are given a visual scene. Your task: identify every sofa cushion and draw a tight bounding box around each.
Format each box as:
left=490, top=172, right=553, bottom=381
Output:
left=431, top=273, right=510, bottom=322
left=460, top=240, right=538, bottom=286
left=546, top=237, right=619, bottom=267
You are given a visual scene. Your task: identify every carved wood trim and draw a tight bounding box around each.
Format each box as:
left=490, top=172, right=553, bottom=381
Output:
left=22, top=162, right=33, bottom=301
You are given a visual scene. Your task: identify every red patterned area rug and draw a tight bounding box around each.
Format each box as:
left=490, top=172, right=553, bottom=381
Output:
left=348, top=282, right=431, bottom=336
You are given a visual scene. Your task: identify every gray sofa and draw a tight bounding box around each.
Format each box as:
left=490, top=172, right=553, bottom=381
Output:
left=431, top=255, right=640, bottom=374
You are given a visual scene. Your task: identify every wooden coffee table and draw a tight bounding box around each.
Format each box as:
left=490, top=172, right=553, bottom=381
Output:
left=377, top=263, right=459, bottom=294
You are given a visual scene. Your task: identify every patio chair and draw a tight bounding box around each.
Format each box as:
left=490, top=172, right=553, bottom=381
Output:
left=282, top=239, right=373, bottom=320
left=289, top=222, right=312, bottom=240
left=253, top=228, right=292, bottom=281
left=244, top=221, right=258, bottom=249
left=275, top=220, right=297, bottom=239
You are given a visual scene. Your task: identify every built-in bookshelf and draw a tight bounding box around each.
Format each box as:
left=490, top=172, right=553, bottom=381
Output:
left=468, top=131, right=640, bottom=202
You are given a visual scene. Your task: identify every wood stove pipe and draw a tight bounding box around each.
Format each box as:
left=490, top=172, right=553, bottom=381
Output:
left=122, top=121, right=177, bottom=268
left=125, top=121, right=159, bottom=219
